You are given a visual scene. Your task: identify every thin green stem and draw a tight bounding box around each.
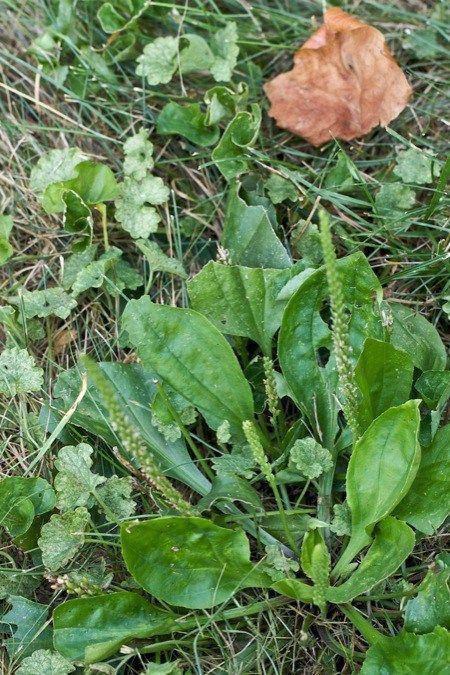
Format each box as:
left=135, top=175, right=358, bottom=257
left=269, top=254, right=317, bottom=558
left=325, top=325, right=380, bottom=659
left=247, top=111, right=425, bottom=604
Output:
left=339, top=604, right=385, bottom=646
left=96, top=203, right=109, bottom=250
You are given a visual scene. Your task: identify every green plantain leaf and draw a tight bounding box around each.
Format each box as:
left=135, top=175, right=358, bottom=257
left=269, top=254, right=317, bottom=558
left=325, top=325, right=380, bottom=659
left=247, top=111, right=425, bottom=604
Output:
left=389, top=303, right=446, bottom=372
left=404, top=556, right=450, bottom=634
left=187, top=261, right=292, bottom=355
left=394, top=423, right=450, bottom=534
left=121, top=516, right=270, bottom=609
left=360, top=626, right=450, bottom=675
left=222, top=182, right=291, bottom=269
left=327, top=517, right=415, bottom=602
left=53, top=362, right=210, bottom=495
left=212, top=105, right=261, bottom=179
left=121, top=297, right=254, bottom=440
left=53, top=591, right=179, bottom=663
left=278, top=253, right=383, bottom=448
left=334, top=401, right=421, bottom=577
left=355, top=338, right=414, bottom=432
left=0, top=477, right=55, bottom=537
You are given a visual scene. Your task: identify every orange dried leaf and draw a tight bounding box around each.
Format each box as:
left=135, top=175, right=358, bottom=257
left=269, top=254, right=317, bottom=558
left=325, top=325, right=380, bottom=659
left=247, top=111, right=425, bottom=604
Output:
left=264, top=8, right=412, bottom=147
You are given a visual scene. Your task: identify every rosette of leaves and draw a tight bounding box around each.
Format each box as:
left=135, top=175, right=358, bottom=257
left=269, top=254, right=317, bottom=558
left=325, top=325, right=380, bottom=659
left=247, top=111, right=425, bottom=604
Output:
left=30, top=148, right=118, bottom=250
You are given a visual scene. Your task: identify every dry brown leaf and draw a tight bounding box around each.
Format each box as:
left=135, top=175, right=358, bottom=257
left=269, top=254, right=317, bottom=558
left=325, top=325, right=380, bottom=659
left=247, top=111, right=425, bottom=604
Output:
left=264, top=8, right=412, bottom=146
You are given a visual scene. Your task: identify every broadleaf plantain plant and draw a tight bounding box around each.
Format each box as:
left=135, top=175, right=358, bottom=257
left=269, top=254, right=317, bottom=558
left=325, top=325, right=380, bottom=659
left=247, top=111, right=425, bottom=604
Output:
left=1, top=205, right=449, bottom=671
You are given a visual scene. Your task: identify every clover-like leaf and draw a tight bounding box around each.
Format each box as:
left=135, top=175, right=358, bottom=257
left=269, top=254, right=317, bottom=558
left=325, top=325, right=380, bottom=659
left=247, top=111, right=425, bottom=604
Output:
left=54, top=443, right=106, bottom=512
left=394, top=148, right=440, bottom=185
left=13, top=287, right=77, bottom=320
left=115, top=176, right=169, bottom=239
left=38, top=507, right=90, bottom=571
left=136, top=36, right=179, bottom=85
left=16, top=649, right=74, bottom=675
left=123, top=128, right=154, bottom=181
left=290, top=438, right=333, bottom=479
left=0, top=347, right=43, bottom=396
left=0, top=214, right=14, bottom=264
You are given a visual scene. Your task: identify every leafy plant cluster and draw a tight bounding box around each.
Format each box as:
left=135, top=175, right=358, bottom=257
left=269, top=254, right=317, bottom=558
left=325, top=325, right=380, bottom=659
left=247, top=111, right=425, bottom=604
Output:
left=0, top=2, right=449, bottom=673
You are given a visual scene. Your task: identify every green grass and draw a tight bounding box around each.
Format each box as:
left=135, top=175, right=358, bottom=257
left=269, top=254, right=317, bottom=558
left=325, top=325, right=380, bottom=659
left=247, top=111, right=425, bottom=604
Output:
left=0, top=0, right=449, bottom=672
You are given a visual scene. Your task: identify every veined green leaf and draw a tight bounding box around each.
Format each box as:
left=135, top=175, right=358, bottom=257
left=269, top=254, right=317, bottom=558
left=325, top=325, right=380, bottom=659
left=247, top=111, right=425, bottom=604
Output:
left=271, top=578, right=314, bottom=602
left=53, top=591, right=179, bottom=663
left=212, top=105, right=261, bottom=179
left=222, top=182, right=291, bottom=269
left=187, top=261, right=292, bottom=355
left=2, top=596, right=53, bottom=659
left=355, top=338, right=414, bottom=432
left=360, top=626, right=450, bottom=675
left=327, top=517, right=415, bottom=602
left=389, top=303, right=446, bottom=372
left=53, top=362, right=210, bottom=495
left=121, top=516, right=270, bottom=609
left=121, top=297, right=254, bottom=439
left=0, top=477, right=55, bottom=537
left=278, top=253, right=383, bottom=448
left=394, top=423, right=450, bottom=534
left=157, top=102, right=220, bottom=146
left=334, top=401, right=421, bottom=577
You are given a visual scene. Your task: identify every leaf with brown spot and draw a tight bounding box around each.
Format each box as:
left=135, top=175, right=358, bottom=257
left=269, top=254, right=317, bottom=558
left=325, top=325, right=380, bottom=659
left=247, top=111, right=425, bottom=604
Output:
left=264, top=8, right=412, bottom=146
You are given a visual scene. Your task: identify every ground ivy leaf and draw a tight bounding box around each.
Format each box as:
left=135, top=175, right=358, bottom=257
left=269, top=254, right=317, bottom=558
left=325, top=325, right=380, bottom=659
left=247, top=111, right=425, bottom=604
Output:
left=375, top=182, right=415, bottom=227
left=69, top=247, right=121, bottom=297
left=38, top=507, right=89, bottom=571
left=210, top=22, right=239, bottom=82
left=97, top=475, right=136, bottom=521
left=123, top=128, right=154, bottom=181
left=157, top=102, right=220, bottom=147
left=16, top=649, right=75, bottom=675
left=13, top=287, right=77, bottom=320
left=404, top=557, right=450, bottom=634
left=30, top=148, right=86, bottom=194
left=0, top=214, right=14, bottom=264
left=136, top=36, right=179, bottom=85
left=62, top=245, right=98, bottom=290
left=0, top=347, right=43, bottom=396
left=104, top=257, right=143, bottom=296
left=394, top=148, right=439, bottom=185
left=179, top=34, right=214, bottom=73
left=290, top=438, right=333, bottom=479
left=136, top=239, right=187, bottom=278
left=330, top=502, right=352, bottom=536
left=54, top=443, right=106, bottom=512
left=212, top=444, right=256, bottom=479
left=2, top=595, right=53, bottom=659
left=115, top=176, right=169, bottom=239
left=264, top=174, right=297, bottom=204
left=262, top=544, right=300, bottom=581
